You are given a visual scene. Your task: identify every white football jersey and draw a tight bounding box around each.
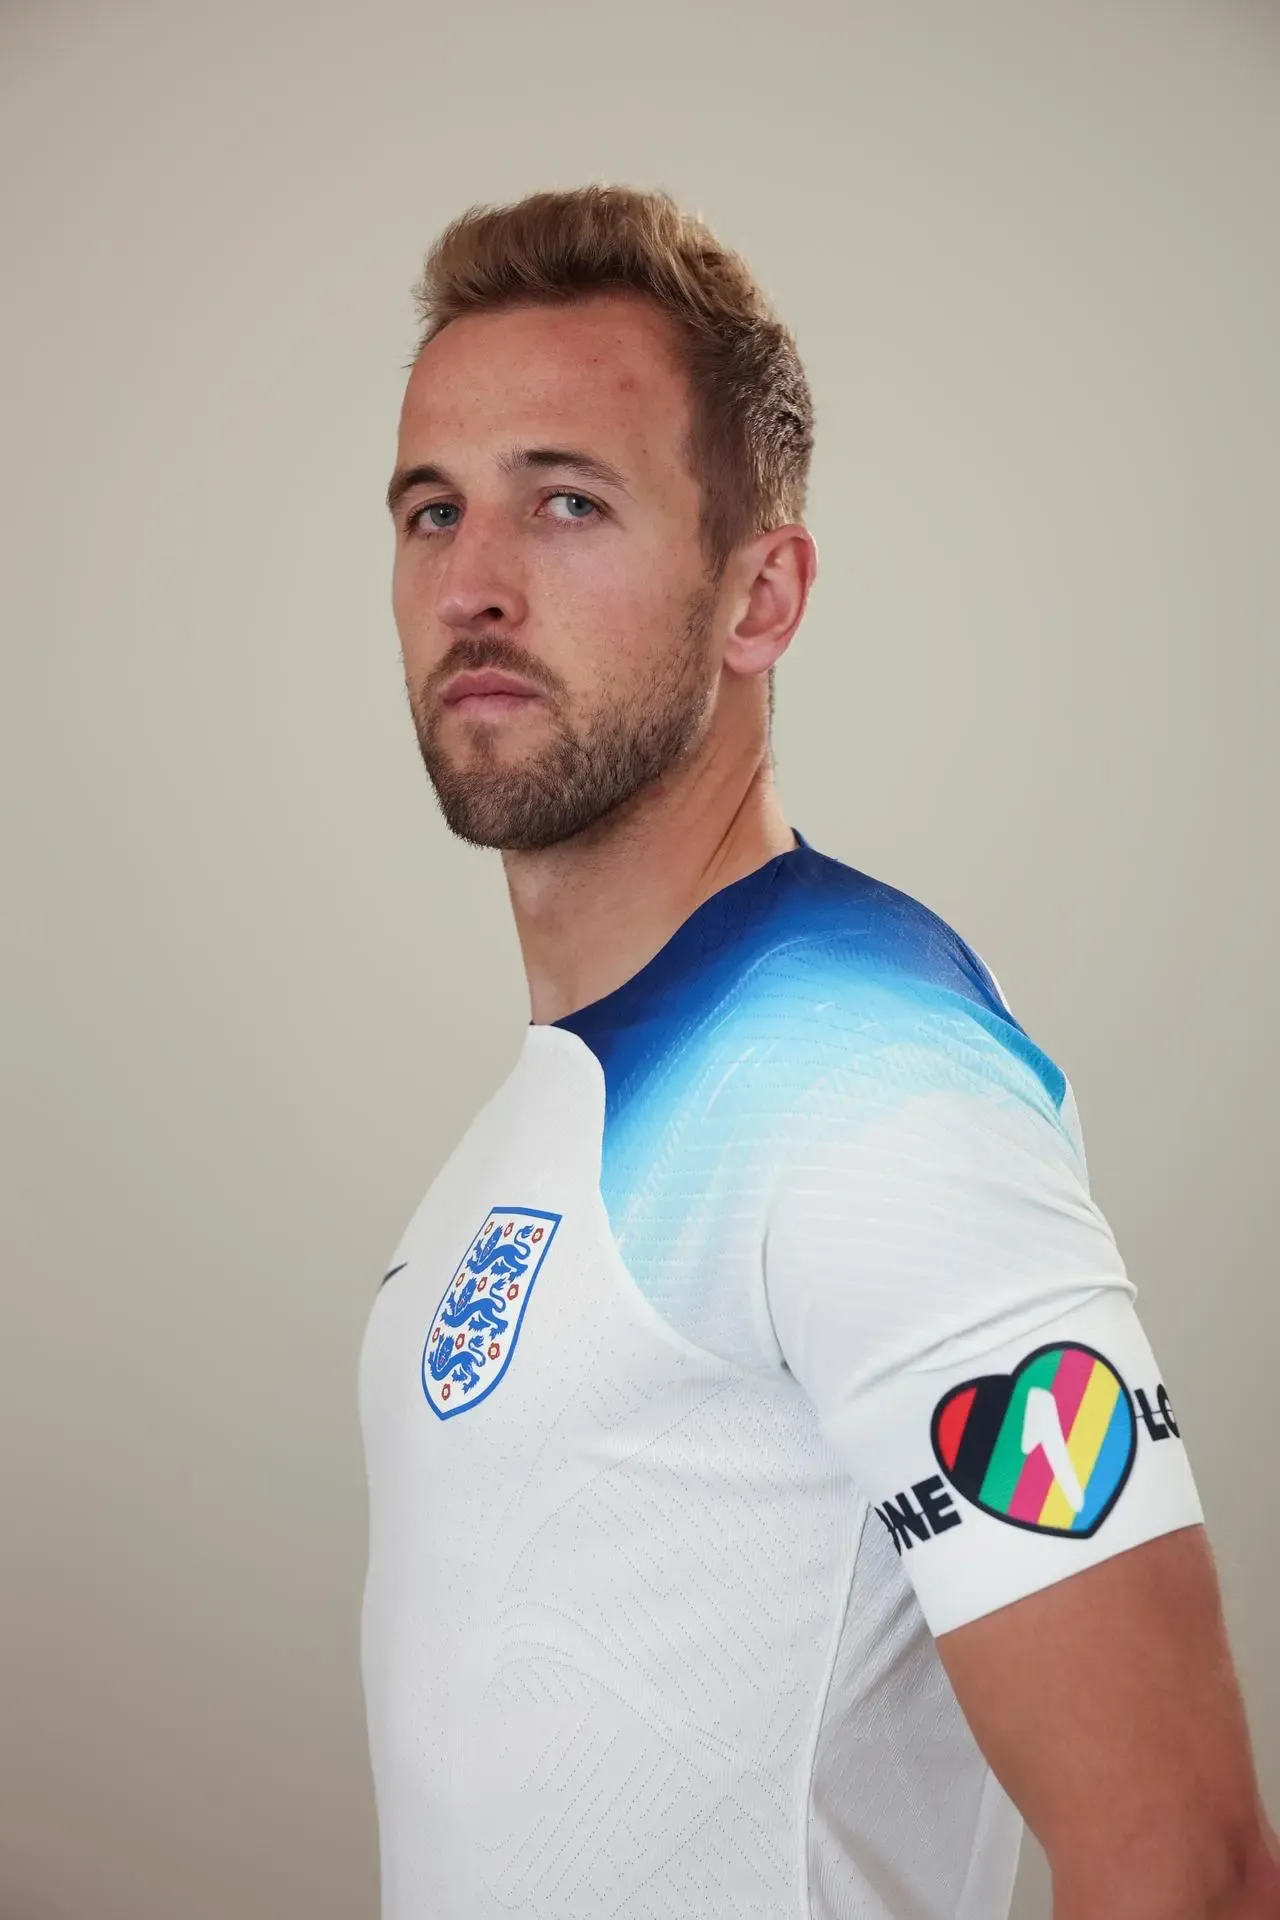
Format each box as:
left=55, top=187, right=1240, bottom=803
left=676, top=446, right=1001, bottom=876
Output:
left=359, top=834, right=1202, bottom=1918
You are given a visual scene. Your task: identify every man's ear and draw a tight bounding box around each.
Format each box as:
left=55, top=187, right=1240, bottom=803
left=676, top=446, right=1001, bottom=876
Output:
left=721, top=525, right=818, bottom=680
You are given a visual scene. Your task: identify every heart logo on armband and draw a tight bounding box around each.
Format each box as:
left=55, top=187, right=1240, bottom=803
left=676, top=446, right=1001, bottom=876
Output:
left=930, top=1343, right=1137, bottom=1538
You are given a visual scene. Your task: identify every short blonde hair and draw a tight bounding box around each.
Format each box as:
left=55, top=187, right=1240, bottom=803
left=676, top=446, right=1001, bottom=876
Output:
left=411, top=184, right=814, bottom=579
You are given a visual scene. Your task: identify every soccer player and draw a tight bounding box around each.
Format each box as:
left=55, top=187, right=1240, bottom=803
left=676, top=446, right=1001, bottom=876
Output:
left=362, top=185, right=1279, bottom=1918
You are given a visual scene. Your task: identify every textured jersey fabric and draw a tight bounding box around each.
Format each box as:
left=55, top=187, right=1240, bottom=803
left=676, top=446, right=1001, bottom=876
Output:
left=359, top=833, right=1202, bottom=1918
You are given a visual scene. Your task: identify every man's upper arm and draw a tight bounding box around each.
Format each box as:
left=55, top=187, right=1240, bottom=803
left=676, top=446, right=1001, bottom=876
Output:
left=762, top=991, right=1276, bottom=1903
left=764, top=997, right=1206, bottom=1635
left=936, top=1526, right=1279, bottom=1916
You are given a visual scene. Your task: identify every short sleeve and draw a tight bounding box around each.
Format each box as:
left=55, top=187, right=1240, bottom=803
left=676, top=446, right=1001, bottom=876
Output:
left=763, top=993, right=1203, bottom=1637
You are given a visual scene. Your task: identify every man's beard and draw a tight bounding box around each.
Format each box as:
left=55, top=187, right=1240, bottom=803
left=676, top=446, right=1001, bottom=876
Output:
left=409, top=582, right=719, bottom=852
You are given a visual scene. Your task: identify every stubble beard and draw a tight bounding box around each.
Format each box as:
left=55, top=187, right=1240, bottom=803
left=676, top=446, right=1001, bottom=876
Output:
left=410, top=582, right=720, bottom=853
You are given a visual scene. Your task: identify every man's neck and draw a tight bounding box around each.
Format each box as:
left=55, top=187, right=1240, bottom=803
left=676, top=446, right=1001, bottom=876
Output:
left=503, top=754, right=796, bottom=1026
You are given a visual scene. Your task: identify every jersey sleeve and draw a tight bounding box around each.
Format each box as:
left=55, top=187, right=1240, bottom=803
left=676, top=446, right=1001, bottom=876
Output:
left=762, top=988, right=1203, bottom=1637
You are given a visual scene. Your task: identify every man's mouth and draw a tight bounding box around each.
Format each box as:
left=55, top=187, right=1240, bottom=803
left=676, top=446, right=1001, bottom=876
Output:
left=440, top=669, right=544, bottom=714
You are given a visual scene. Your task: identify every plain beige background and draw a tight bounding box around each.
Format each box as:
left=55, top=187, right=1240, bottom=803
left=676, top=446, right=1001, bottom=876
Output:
left=3, top=1, right=1276, bottom=1914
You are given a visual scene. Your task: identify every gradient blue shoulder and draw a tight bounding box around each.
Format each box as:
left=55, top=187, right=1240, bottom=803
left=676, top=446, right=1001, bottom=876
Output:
left=760, top=840, right=1067, bottom=1114
left=554, top=834, right=1067, bottom=1120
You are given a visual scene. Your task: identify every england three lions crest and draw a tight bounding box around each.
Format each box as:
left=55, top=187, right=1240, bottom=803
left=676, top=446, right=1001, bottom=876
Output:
left=421, top=1206, right=561, bottom=1421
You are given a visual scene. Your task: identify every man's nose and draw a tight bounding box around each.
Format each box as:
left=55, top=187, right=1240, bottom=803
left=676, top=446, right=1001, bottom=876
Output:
left=434, top=517, right=529, bottom=633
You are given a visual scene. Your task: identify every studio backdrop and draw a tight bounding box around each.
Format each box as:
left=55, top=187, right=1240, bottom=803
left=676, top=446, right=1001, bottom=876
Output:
left=3, top=1, right=1276, bottom=1915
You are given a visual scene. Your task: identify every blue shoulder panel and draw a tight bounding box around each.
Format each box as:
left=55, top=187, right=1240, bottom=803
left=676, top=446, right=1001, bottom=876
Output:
left=555, top=833, right=1064, bottom=1117
left=551, top=835, right=1069, bottom=1341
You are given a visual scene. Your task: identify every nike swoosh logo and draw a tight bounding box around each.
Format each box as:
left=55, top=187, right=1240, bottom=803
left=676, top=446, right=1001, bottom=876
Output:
left=379, top=1261, right=408, bottom=1291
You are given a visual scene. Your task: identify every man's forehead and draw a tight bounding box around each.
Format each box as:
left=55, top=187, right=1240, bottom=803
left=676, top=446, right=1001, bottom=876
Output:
left=399, top=297, right=689, bottom=451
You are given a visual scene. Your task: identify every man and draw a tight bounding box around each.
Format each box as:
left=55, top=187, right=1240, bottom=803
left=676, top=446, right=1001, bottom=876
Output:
left=361, top=184, right=1278, bottom=1918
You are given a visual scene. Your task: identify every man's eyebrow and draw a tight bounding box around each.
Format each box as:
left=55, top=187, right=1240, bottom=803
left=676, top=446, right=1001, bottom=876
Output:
left=385, top=463, right=448, bottom=516
left=501, top=447, right=633, bottom=495
left=385, top=446, right=632, bottom=517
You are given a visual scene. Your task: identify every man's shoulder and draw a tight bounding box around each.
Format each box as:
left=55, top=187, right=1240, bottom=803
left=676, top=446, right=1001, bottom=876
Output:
left=555, top=840, right=1068, bottom=1133
left=746, top=843, right=1006, bottom=1013
left=718, top=846, right=1068, bottom=1120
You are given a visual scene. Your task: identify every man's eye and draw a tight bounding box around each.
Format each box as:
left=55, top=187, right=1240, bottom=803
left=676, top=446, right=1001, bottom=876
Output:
left=404, top=492, right=600, bottom=536
left=406, top=502, right=460, bottom=534
left=545, top=492, right=600, bottom=521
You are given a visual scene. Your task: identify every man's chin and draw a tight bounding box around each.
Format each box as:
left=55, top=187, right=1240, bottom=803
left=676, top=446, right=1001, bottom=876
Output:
left=437, top=816, right=573, bottom=854
left=428, top=772, right=627, bottom=853
left=425, top=773, right=563, bottom=852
